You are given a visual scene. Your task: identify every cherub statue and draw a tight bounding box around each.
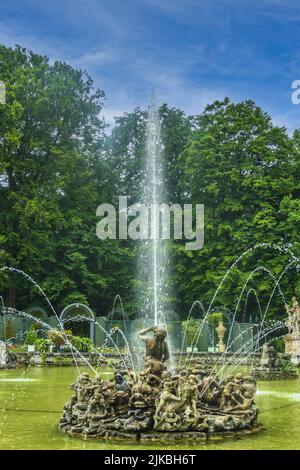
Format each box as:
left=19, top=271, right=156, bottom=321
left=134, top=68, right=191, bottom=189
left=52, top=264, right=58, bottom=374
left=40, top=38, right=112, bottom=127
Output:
left=87, top=386, right=107, bottom=417
left=155, top=380, right=181, bottom=417
left=220, top=380, right=241, bottom=411
left=179, top=375, right=199, bottom=418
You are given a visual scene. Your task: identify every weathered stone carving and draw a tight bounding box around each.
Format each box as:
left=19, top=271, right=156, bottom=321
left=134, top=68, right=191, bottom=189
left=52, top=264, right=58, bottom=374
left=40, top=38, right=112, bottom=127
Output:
left=0, top=341, right=18, bottom=369
left=60, top=327, right=260, bottom=440
left=285, top=297, right=300, bottom=364
left=285, top=296, right=300, bottom=336
left=252, top=344, right=298, bottom=380
left=138, top=326, right=169, bottom=362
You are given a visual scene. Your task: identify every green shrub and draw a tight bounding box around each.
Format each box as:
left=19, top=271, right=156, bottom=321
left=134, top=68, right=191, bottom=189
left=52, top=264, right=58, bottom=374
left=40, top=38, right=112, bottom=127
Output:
left=47, top=329, right=71, bottom=347
left=34, top=338, right=52, bottom=353
left=182, top=319, right=201, bottom=346
left=24, top=325, right=39, bottom=345
left=271, top=337, right=285, bottom=353
left=206, top=312, right=223, bottom=327
left=70, top=336, right=93, bottom=352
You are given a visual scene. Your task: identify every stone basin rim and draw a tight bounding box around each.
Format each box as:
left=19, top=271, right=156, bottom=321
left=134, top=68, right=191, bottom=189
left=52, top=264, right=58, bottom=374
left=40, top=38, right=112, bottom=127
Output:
left=61, top=423, right=264, bottom=442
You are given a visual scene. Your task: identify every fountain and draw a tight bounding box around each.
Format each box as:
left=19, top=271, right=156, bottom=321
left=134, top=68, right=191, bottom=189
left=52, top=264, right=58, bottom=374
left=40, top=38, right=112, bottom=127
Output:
left=59, top=326, right=260, bottom=441
left=252, top=343, right=298, bottom=381
left=59, top=102, right=261, bottom=442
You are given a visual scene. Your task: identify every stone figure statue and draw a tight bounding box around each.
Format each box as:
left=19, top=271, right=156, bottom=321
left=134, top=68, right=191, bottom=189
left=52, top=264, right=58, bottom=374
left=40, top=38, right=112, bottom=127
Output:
left=285, top=296, right=300, bottom=336
left=284, top=296, right=300, bottom=363
left=252, top=342, right=298, bottom=380
left=259, top=344, right=277, bottom=368
left=138, top=326, right=169, bottom=362
left=114, top=372, right=131, bottom=393
left=260, top=343, right=270, bottom=367
left=178, top=375, right=199, bottom=418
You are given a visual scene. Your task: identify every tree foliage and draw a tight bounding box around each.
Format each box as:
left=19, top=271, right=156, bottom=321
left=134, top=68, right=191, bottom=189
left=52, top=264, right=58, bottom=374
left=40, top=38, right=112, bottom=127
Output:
left=0, top=46, right=299, bottom=323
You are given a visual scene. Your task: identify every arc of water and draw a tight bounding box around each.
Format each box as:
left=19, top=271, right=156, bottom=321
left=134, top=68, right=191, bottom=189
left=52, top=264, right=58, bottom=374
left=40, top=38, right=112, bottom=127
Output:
left=241, top=288, right=263, bottom=323
left=59, top=313, right=132, bottom=372
left=185, top=244, right=295, bottom=368
left=179, top=300, right=207, bottom=367
left=206, top=243, right=296, bottom=318
left=111, top=295, right=128, bottom=337
left=190, top=319, right=280, bottom=391
left=108, top=325, right=136, bottom=372
left=223, top=321, right=284, bottom=374
left=249, top=260, right=298, bottom=370
left=196, top=259, right=290, bottom=384
left=93, top=321, right=134, bottom=373
left=0, top=267, right=86, bottom=374
left=60, top=313, right=132, bottom=371
left=9, top=308, right=122, bottom=372
left=8, top=309, right=98, bottom=371
left=219, top=265, right=286, bottom=374
left=198, top=322, right=285, bottom=400
left=218, top=324, right=285, bottom=386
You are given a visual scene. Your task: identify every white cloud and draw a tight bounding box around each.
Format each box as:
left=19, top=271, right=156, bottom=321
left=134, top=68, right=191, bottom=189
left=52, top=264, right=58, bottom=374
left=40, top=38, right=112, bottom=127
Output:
left=0, top=1, right=298, bottom=133
left=72, top=47, right=122, bottom=68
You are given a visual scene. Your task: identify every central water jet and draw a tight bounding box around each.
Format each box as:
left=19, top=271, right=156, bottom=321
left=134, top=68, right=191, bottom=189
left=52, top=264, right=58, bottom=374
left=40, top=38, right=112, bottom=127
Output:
left=139, top=100, right=168, bottom=327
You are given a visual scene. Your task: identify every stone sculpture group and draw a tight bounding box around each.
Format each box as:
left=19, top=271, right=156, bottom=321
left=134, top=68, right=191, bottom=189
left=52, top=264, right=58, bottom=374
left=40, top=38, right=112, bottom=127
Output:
left=60, top=326, right=259, bottom=440
left=285, top=296, right=300, bottom=364
left=252, top=343, right=298, bottom=380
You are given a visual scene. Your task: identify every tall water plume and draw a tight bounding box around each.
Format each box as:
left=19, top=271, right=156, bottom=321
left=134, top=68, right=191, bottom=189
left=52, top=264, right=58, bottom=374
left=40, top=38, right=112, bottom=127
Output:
left=136, top=100, right=170, bottom=327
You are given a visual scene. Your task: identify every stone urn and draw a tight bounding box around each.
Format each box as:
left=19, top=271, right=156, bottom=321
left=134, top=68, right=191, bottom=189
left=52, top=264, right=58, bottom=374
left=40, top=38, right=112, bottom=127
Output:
left=215, top=321, right=227, bottom=353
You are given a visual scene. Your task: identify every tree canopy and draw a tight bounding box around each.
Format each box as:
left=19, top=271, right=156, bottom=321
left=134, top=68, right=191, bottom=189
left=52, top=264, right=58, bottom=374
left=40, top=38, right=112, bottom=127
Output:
left=0, top=45, right=299, bottom=322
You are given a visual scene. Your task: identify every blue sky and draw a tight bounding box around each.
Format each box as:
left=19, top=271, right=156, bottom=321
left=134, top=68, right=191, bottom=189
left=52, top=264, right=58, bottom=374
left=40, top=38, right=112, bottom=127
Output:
left=1, top=0, right=300, bottom=131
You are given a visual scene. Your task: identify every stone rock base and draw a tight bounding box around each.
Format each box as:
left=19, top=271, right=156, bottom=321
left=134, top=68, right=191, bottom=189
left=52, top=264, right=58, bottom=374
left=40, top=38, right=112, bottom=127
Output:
left=290, top=353, right=300, bottom=366
left=252, top=367, right=298, bottom=380
left=62, top=423, right=263, bottom=443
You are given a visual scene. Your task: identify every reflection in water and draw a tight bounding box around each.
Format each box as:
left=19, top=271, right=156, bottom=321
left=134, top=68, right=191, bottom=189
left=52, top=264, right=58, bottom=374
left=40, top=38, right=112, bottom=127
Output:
left=257, top=390, right=300, bottom=401
left=0, top=378, right=38, bottom=383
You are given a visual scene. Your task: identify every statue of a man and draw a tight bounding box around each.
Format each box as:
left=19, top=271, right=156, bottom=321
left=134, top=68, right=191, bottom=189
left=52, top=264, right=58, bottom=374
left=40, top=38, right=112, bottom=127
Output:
left=138, top=326, right=169, bottom=363
left=285, top=296, right=300, bottom=336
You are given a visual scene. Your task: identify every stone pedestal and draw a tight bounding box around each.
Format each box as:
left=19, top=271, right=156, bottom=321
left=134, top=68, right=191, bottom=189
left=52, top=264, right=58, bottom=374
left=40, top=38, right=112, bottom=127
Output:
left=285, top=335, right=300, bottom=366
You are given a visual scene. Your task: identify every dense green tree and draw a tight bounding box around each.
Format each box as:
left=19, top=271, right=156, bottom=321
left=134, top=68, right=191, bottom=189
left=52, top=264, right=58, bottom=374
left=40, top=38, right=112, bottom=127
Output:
left=108, top=105, right=193, bottom=202
left=176, top=98, right=296, bottom=319
left=1, top=45, right=299, bottom=324
left=0, top=45, right=122, bottom=314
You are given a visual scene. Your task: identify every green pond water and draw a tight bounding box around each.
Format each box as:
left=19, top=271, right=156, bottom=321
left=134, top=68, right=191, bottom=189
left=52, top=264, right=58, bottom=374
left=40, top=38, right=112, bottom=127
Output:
left=0, top=366, right=300, bottom=450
